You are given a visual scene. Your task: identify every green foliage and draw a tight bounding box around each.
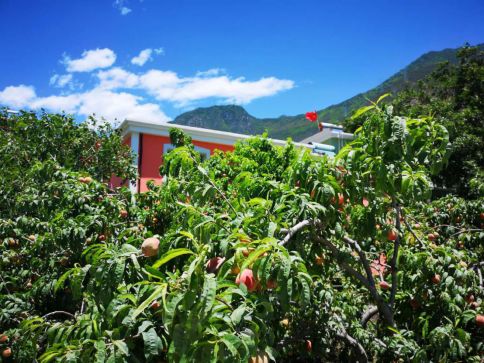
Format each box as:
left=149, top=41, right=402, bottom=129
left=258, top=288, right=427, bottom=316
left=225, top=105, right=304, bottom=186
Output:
left=1, top=108, right=483, bottom=362
left=345, top=44, right=483, bottom=199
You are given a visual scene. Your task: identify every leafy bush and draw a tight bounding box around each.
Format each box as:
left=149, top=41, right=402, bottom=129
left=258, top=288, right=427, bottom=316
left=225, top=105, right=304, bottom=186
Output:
left=0, top=107, right=483, bottom=362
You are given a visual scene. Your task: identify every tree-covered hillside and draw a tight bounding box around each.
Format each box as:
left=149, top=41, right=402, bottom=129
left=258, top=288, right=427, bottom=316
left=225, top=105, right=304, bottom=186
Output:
left=344, top=44, right=483, bottom=199
left=171, top=44, right=483, bottom=141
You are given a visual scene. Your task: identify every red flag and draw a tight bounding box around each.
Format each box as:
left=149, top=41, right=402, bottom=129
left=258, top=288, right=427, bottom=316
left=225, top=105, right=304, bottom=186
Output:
left=305, top=111, right=318, bottom=122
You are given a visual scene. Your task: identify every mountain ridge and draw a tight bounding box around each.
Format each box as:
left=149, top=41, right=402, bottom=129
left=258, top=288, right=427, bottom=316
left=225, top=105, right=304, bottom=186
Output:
left=170, top=44, right=483, bottom=141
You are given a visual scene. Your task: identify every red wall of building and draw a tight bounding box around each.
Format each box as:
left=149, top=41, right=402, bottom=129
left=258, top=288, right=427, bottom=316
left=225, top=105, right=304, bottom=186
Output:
left=138, top=133, right=235, bottom=192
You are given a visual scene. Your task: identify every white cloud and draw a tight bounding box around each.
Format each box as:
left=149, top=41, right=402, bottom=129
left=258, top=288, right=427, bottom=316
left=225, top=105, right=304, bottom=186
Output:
left=0, top=84, right=168, bottom=125
left=131, top=49, right=152, bottom=66
left=114, top=0, right=131, bottom=15
left=31, top=94, right=80, bottom=113
left=97, top=67, right=139, bottom=89
left=196, top=68, right=225, bottom=77
left=49, top=74, right=73, bottom=88
left=138, top=70, right=294, bottom=105
left=131, top=48, right=164, bottom=66
left=0, top=85, right=36, bottom=108
left=64, top=48, right=116, bottom=73
left=77, top=89, right=168, bottom=123
left=120, top=7, right=131, bottom=15
left=1, top=49, right=294, bottom=124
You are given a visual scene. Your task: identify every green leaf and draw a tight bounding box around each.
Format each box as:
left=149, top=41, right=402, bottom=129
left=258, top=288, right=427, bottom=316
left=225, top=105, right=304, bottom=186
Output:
left=113, top=340, right=129, bottom=356
left=95, top=340, right=107, bottom=363
left=351, top=105, right=375, bottom=120
left=152, top=248, right=194, bottom=269
left=132, top=284, right=167, bottom=319
left=200, top=274, right=217, bottom=317
left=142, top=328, right=163, bottom=359
left=220, top=334, right=240, bottom=358
left=240, top=246, right=272, bottom=271
left=230, top=305, right=245, bottom=325
left=376, top=93, right=391, bottom=104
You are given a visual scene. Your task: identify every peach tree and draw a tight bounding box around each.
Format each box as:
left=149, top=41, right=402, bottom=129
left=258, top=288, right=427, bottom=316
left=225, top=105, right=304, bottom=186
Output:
left=0, top=105, right=483, bottom=362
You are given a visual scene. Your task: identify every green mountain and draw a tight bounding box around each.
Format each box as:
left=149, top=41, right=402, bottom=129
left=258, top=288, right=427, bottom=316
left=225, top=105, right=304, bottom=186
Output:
left=170, top=45, right=476, bottom=141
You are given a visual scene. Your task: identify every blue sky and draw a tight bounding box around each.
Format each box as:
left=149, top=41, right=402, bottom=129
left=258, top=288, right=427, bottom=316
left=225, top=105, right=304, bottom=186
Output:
left=0, top=0, right=483, bottom=124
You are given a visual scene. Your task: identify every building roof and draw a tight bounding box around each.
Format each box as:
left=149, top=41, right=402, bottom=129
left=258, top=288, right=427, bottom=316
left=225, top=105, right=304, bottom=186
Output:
left=119, top=119, right=313, bottom=148
left=301, top=127, right=354, bottom=144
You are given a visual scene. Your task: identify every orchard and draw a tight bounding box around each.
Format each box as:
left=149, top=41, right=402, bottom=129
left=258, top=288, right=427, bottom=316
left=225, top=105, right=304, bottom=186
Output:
left=0, top=102, right=483, bottom=362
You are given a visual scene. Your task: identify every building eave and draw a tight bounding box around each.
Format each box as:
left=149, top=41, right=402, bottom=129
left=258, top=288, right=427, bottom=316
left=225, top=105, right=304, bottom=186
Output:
left=119, top=119, right=313, bottom=149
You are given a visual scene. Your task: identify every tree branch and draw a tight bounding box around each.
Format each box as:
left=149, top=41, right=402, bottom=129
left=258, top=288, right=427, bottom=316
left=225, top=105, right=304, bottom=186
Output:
left=42, top=311, right=76, bottom=320
left=279, top=219, right=314, bottom=246
left=360, top=306, right=379, bottom=328
left=314, top=234, right=394, bottom=326
left=389, top=202, right=401, bottom=308
left=401, top=212, right=425, bottom=247
left=335, top=325, right=368, bottom=363
left=343, top=236, right=378, bottom=289
left=313, top=235, right=370, bottom=289
left=451, top=228, right=483, bottom=237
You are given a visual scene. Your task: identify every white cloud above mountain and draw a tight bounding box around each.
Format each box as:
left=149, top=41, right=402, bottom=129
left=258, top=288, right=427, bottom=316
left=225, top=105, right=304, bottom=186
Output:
left=0, top=47, right=294, bottom=125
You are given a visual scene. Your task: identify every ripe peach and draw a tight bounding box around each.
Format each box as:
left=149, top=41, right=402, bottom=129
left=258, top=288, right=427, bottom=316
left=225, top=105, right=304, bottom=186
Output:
left=431, top=274, right=441, bottom=285
left=242, top=247, right=255, bottom=257
left=427, top=233, right=436, bottom=241
left=0, top=334, right=8, bottom=343
left=387, top=229, right=397, bottom=241
left=119, top=209, right=128, bottom=218
left=141, top=237, right=160, bottom=257
left=305, top=339, right=312, bottom=352
left=8, top=238, right=19, bottom=248
left=410, top=298, right=420, bottom=310
left=206, top=257, right=225, bottom=274
left=362, top=197, right=369, bottom=207
left=379, top=280, right=390, bottom=290
left=2, top=348, right=11, bottom=358
left=338, top=193, right=345, bottom=206
left=235, top=269, right=257, bottom=292
left=465, top=293, right=475, bottom=304
left=315, top=255, right=325, bottom=266
left=266, top=279, right=277, bottom=290
left=476, top=314, right=484, bottom=327
left=150, top=300, right=161, bottom=310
